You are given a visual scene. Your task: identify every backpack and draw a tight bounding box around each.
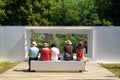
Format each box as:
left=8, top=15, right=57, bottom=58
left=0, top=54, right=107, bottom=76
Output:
left=77, top=49, right=83, bottom=59
left=64, top=53, right=72, bottom=61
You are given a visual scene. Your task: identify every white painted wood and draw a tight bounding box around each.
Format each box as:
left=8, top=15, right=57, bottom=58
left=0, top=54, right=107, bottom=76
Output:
left=31, top=61, right=84, bottom=71
left=1, top=26, right=120, bottom=63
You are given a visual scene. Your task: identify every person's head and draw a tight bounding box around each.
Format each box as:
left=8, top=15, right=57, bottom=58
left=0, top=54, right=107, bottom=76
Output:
left=77, top=41, right=84, bottom=49
left=65, top=40, right=72, bottom=45
left=32, top=41, right=37, bottom=47
left=51, top=43, right=56, bottom=47
left=44, top=43, right=49, bottom=47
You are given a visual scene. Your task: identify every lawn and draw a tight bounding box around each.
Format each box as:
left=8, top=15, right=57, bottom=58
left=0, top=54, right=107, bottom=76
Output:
left=100, top=63, right=120, bottom=78
left=0, top=62, right=18, bottom=74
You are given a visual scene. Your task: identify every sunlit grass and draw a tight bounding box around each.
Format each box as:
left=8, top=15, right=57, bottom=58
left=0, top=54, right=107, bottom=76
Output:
left=100, top=63, right=120, bottom=78
left=0, top=62, right=19, bottom=74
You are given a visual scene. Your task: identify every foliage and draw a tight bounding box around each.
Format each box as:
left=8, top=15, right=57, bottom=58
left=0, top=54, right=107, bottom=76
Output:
left=0, top=0, right=114, bottom=26
left=95, top=0, right=120, bottom=26
left=100, top=63, right=120, bottom=78
left=31, top=33, right=45, bottom=48
left=0, top=0, right=6, bottom=25
left=31, top=33, right=88, bottom=52
left=0, top=62, right=18, bottom=74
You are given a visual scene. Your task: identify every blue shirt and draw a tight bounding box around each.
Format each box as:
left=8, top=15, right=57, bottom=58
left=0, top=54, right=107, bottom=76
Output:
left=29, top=47, right=39, bottom=58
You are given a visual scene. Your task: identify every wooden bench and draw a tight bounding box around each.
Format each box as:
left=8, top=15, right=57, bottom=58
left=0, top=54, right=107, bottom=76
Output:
left=31, top=61, right=85, bottom=72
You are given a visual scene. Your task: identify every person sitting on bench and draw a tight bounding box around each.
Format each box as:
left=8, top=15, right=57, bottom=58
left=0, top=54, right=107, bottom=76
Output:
left=50, top=43, right=60, bottom=61
left=63, top=40, right=74, bottom=61
left=40, top=43, right=51, bottom=61
left=28, top=41, right=39, bottom=71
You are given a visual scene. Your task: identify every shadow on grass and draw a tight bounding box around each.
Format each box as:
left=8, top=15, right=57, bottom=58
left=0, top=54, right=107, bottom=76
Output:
left=111, top=66, right=120, bottom=69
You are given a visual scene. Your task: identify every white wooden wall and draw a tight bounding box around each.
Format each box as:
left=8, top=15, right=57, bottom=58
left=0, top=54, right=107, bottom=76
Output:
left=0, top=27, right=120, bottom=63
left=0, top=27, right=25, bottom=61
left=93, top=27, right=120, bottom=63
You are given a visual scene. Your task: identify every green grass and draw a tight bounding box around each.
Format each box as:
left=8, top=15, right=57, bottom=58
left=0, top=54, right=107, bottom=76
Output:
left=0, top=62, right=19, bottom=74
left=100, top=63, right=120, bottom=78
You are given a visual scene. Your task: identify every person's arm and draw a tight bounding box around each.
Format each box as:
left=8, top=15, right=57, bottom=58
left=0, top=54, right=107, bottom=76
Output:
left=63, top=46, right=66, bottom=53
left=28, top=49, right=31, bottom=57
left=37, top=48, right=39, bottom=57
left=83, top=48, right=86, bottom=57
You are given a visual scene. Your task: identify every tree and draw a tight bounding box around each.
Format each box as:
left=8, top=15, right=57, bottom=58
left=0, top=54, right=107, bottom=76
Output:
left=1, top=0, right=58, bottom=26
left=49, top=0, right=112, bottom=26
left=95, top=0, right=120, bottom=26
left=0, top=0, right=6, bottom=25
left=0, top=0, right=114, bottom=26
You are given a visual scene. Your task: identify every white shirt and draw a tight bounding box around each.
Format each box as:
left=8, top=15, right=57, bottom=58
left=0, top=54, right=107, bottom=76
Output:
left=51, top=47, right=60, bottom=61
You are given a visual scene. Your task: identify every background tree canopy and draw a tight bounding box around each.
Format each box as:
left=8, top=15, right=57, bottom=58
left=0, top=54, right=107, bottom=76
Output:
left=1, top=0, right=119, bottom=26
